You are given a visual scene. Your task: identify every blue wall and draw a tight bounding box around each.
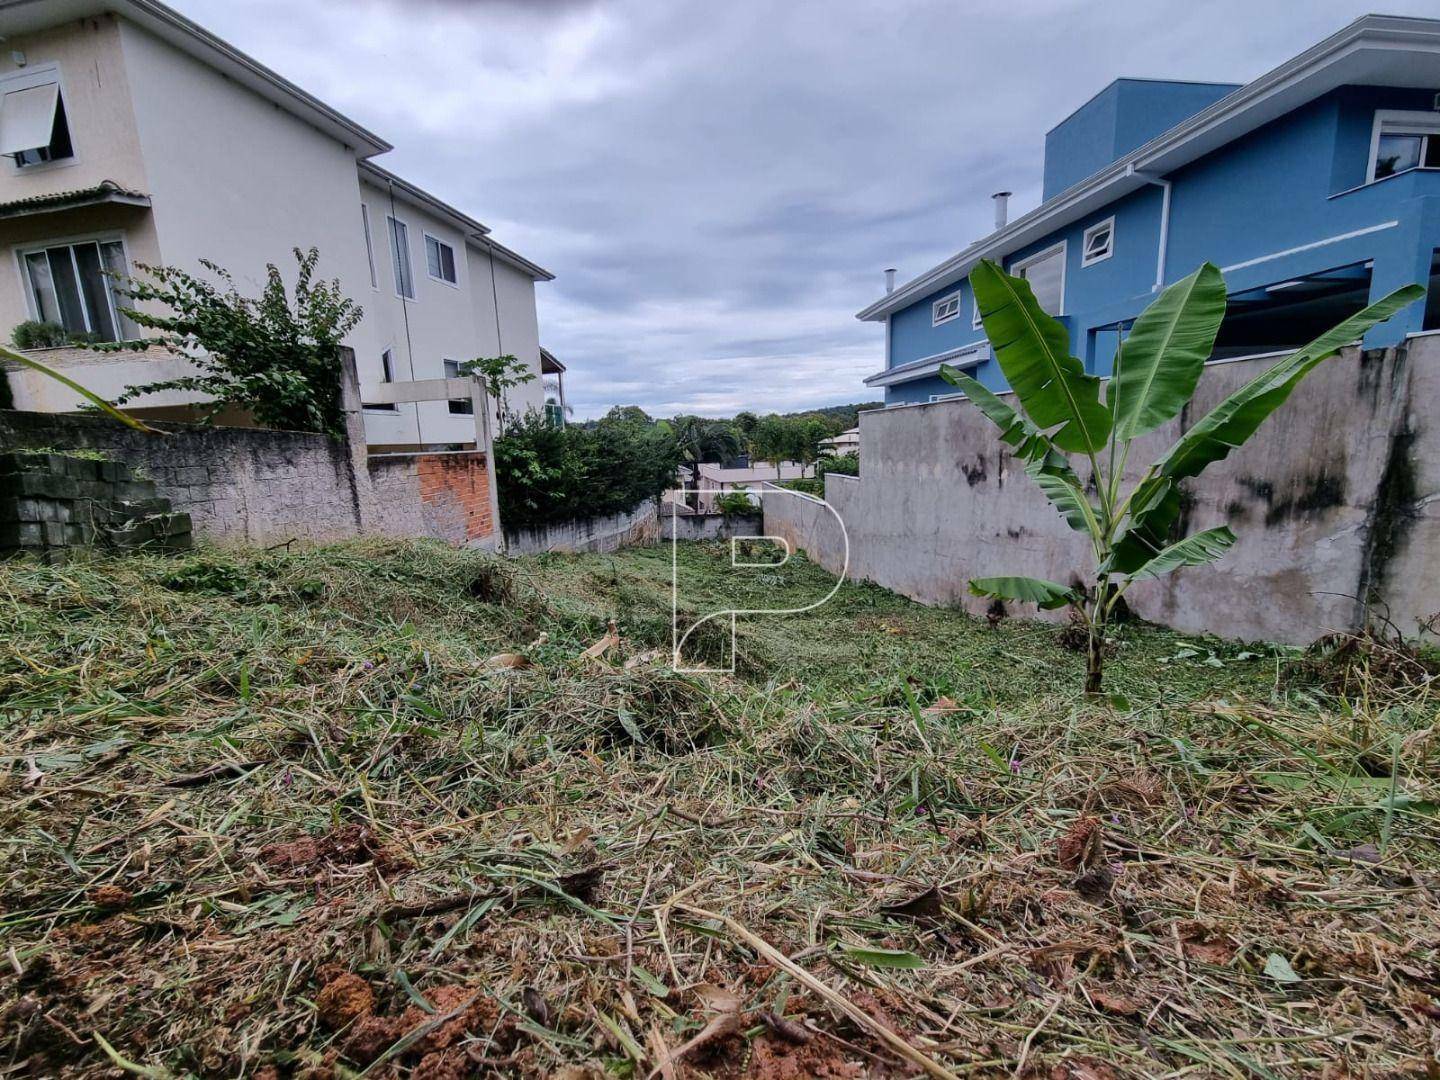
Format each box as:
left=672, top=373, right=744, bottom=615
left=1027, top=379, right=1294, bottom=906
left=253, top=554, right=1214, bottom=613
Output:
left=1043, top=79, right=1239, bottom=200
left=881, top=84, right=1440, bottom=405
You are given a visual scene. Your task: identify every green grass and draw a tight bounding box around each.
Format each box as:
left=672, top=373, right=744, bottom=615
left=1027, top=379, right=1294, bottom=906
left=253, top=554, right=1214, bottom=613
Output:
left=1, top=539, right=1436, bottom=1079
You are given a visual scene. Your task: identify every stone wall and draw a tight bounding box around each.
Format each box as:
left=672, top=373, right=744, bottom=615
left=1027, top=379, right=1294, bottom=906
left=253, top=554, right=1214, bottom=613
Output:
left=0, top=413, right=498, bottom=551
left=764, top=336, right=1440, bottom=645
left=505, top=498, right=661, bottom=555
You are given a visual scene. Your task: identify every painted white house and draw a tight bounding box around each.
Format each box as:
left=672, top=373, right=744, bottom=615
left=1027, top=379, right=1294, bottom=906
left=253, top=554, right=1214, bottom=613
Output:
left=0, top=0, right=553, bottom=449
left=820, top=427, right=859, bottom=456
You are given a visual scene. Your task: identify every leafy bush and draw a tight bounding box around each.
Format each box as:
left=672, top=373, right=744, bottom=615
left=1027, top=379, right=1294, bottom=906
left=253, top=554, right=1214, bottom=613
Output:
left=10, top=321, right=70, bottom=350
left=821, top=451, right=859, bottom=478
left=715, top=491, right=757, bottom=516
left=111, top=247, right=361, bottom=439
left=494, top=410, right=680, bottom=529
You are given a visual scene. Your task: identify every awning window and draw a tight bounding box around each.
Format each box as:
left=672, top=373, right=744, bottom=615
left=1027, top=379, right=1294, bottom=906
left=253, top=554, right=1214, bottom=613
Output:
left=0, top=81, right=61, bottom=158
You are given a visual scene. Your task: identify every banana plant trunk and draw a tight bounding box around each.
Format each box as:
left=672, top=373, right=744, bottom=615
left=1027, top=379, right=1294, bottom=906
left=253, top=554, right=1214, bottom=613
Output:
left=1085, top=625, right=1104, bottom=697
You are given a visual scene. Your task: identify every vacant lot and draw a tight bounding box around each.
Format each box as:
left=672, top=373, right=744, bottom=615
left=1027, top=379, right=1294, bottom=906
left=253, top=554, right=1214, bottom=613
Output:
left=2, top=540, right=1437, bottom=1078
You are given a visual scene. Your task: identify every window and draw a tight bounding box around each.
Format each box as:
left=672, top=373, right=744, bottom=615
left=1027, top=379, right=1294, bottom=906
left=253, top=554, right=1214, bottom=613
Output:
left=21, top=239, right=133, bottom=343
left=1009, top=242, right=1066, bottom=315
left=361, top=205, right=377, bottom=288
left=425, top=234, right=457, bottom=284
left=365, top=349, right=397, bottom=411
left=1082, top=218, right=1114, bottom=267
left=1368, top=111, right=1440, bottom=182
left=444, top=358, right=473, bottom=415
left=387, top=216, right=415, bottom=299
left=932, top=292, right=961, bottom=325
left=0, top=68, right=74, bottom=167
left=971, top=287, right=983, bottom=330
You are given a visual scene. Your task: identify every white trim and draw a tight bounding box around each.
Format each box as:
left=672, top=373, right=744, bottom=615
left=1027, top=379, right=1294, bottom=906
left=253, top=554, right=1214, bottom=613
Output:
left=855, top=15, right=1440, bottom=322
left=360, top=203, right=377, bottom=290
left=931, top=290, right=961, bottom=325
left=423, top=231, right=459, bottom=287
left=1081, top=216, right=1115, bottom=267
left=971, top=284, right=983, bottom=330
left=0, top=62, right=79, bottom=176
left=1366, top=109, right=1440, bottom=183
left=864, top=341, right=991, bottom=387
left=928, top=393, right=965, bottom=402
left=15, top=231, right=134, bottom=340
left=1008, top=240, right=1067, bottom=315
left=1219, top=220, right=1398, bottom=273
left=386, top=214, right=416, bottom=301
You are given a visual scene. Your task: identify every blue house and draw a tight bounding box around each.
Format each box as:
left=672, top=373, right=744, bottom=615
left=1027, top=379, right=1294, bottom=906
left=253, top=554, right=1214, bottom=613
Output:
left=859, top=14, right=1440, bottom=405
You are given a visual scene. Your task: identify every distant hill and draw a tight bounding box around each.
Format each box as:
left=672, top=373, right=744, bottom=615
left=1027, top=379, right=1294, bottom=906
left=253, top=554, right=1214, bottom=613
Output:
left=776, top=402, right=882, bottom=430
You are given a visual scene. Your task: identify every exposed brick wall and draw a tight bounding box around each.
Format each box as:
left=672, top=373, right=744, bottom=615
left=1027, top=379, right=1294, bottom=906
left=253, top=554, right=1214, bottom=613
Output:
left=417, top=453, right=493, bottom=542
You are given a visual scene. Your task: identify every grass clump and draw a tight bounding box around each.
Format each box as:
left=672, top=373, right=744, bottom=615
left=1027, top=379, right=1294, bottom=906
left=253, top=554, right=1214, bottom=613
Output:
left=1, top=539, right=1438, bottom=1078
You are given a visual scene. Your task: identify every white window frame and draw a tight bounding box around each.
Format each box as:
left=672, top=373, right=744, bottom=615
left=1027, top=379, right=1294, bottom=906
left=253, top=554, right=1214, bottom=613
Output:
left=1366, top=110, right=1440, bottom=183
left=1008, top=240, right=1067, bottom=316
left=423, top=232, right=459, bottom=286
left=971, top=285, right=983, bottom=330
left=15, top=230, right=134, bottom=342
left=443, top=358, right=474, bottom=415
left=931, top=291, right=962, bottom=326
left=0, top=63, right=78, bottom=175
left=387, top=214, right=415, bottom=300
left=360, top=204, right=377, bottom=289
left=928, top=392, right=965, bottom=402
left=364, top=348, right=398, bottom=412
left=1081, top=217, right=1115, bottom=267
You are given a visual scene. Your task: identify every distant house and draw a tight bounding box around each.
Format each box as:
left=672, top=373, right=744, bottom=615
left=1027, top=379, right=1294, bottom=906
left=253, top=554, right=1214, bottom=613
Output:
left=821, top=427, right=859, bottom=456
left=670, top=462, right=813, bottom=513
left=859, top=14, right=1440, bottom=406
left=0, top=0, right=552, bottom=450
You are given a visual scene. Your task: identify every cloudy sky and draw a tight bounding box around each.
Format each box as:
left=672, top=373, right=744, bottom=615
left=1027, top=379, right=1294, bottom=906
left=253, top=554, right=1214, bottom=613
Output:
left=174, top=0, right=1436, bottom=419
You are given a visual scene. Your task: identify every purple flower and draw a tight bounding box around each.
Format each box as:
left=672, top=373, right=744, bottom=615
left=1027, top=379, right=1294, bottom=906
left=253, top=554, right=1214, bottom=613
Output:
left=1009, top=758, right=1022, bottom=774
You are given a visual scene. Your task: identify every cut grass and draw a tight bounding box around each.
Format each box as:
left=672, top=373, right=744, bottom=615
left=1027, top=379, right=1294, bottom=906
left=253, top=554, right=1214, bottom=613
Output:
left=1, top=538, right=1438, bottom=1078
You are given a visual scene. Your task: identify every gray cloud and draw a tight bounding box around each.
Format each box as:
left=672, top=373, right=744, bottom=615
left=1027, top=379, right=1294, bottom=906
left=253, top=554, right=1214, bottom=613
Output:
left=174, top=0, right=1440, bottom=418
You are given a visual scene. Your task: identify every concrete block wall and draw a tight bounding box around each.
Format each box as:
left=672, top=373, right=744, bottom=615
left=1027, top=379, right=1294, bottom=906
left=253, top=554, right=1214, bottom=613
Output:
left=506, top=498, right=661, bottom=555
left=0, top=450, right=192, bottom=560
left=765, top=335, right=1440, bottom=645
left=661, top=510, right=765, bottom=543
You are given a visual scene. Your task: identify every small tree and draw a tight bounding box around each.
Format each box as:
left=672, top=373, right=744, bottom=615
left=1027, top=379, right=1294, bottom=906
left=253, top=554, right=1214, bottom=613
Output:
left=750, top=415, right=794, bottom=478
left=112, top=247, right=361, bottom=439
left=672, top=415, right=742, bottom=510
left=946, top=258, right=1422, bottom=696
left=461, top=354, right=536, bottom=428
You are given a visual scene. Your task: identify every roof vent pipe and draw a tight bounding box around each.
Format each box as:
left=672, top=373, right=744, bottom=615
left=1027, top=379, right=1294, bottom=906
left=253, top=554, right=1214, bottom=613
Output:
left=992, top=191, right=1012, bottom=231
left=883, top=267, right=897, bottom=294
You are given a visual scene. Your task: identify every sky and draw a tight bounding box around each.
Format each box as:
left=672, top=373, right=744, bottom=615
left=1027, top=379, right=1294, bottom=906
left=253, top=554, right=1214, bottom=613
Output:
left=172, top=0, right=1439, bottom=420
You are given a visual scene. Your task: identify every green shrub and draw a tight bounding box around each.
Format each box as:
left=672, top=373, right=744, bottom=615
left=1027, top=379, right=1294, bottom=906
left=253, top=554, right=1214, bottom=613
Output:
left=715, top=491, right=757, bottom=516
left=10, top=321, right=70, bottom=350
left=111, top=247, right=361, bottom=439
left=494, top=409, right=680, bottom=530
left=820, top=451, right=858, bottom=478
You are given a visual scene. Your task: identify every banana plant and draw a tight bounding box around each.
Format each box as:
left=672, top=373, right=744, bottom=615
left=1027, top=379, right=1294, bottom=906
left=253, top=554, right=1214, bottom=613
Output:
left=942, top=258, right=1422, bottom=696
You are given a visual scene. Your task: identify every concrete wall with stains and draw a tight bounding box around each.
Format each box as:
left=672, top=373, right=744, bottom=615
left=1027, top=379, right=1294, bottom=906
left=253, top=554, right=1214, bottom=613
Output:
left=765, top=335, right=1440, bottom=644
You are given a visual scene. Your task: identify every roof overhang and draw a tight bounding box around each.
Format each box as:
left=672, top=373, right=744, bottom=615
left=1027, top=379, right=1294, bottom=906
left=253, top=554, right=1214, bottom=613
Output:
left=858, top=14, right=1440, bottom=322
left=540, top=347, right=565, bottom=374
left=864, top=341, right=990, bottom=387
left=0, top=179, right=149, bottom=219
left=0, top=0, right=392, bottom=158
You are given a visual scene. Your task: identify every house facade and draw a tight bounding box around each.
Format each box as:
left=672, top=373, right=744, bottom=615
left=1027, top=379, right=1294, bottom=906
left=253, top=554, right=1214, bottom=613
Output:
left=0, top=0, right=552, bottom=449
left=860, top=15, right=1440, bottom=405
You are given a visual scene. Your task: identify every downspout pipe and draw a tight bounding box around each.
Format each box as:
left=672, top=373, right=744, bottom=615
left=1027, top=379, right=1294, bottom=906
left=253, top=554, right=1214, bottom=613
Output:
left=1128, top=165, right=1171, bottom=292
